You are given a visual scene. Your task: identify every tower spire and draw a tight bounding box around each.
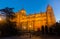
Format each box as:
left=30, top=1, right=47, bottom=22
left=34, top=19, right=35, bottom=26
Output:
left=46, top=5, right=56, bottom=26
left=47, top=4, right=52, bottom=11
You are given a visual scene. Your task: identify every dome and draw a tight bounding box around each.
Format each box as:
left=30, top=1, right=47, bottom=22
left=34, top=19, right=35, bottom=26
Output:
left=19, top=8, right=26, bottom=16
left=20, top=8, right=26, bottom=13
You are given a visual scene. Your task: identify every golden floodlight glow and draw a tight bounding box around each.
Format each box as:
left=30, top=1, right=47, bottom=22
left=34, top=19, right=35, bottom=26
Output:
left=0, top=17, right=2, bottom=21
left=29, top=25, right=32, bottom=28
left=15, top=5, right=56, bottom=31
left=23, top=26, right=26, bottom=29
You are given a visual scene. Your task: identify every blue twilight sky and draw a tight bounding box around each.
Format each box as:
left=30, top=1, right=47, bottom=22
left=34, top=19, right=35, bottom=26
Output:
left=0, top=0, right=60, bottom=22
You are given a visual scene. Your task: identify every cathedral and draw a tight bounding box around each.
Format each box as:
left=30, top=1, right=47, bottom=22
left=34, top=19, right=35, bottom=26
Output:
left=14, top=5, right=56, bottom=31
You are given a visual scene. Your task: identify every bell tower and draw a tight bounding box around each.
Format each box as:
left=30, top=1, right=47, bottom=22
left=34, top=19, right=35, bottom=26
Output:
left=46, top=5, right=56, bottom=26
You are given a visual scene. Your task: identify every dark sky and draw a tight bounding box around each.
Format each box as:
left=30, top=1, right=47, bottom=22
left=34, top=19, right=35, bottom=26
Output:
left=0, top=0, right=60, bottom=21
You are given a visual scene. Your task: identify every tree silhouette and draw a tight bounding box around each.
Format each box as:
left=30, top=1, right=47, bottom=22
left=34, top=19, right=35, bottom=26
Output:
left=41, top=26, right=44, bottom=34
left=49, top=27, right=53, bottom=34
left=0, top=7, right=17, bottom=36
left=55, top=22, right=60, bottom=35
left=45, top=25, right=48, bottom=34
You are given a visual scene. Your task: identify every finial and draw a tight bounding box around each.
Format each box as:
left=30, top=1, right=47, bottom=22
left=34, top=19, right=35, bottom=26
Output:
left=21, top=4, right=25, bottom=10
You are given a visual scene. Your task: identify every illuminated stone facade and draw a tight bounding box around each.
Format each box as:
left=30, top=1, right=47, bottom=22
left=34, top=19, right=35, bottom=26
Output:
left=15, top=5, right=56, bottom=31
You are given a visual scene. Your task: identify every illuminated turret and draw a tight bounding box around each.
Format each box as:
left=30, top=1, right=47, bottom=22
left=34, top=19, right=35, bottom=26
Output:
left=47, top=5, right=52, bottom=10
left=46, top=5, right=56, bottom=26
